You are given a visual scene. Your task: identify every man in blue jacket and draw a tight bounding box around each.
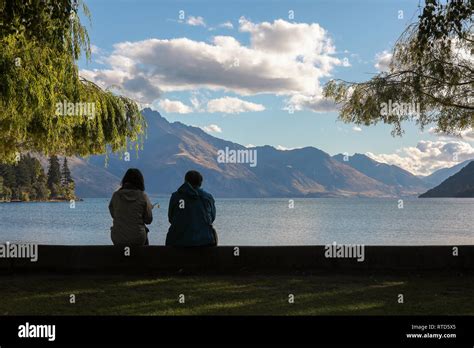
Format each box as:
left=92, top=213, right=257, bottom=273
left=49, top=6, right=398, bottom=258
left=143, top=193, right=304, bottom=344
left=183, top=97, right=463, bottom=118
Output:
left=166, top=170, right=217, bottom=247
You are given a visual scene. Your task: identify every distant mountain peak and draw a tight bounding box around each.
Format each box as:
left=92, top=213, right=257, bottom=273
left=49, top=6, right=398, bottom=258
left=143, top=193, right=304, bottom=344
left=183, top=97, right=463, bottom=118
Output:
left=71, top=110, right=430, bottom=198
left=421, top=158, right=474, bottom=186
left=332, top=152, right=428, bottom=195
left=420, top=161, right=474, bottom=198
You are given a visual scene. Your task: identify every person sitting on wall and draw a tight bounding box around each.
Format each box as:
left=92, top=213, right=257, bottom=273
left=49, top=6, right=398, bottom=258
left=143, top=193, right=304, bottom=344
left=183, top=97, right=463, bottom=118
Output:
left=166, top=170, right=218, bottom=247
left=109, top=168, right=153, bottom=246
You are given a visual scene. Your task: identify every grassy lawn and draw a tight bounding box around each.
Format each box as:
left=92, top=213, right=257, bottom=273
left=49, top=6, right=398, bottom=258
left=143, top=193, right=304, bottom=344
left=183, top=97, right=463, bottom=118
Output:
left=0, top=273, right=472, bottom=315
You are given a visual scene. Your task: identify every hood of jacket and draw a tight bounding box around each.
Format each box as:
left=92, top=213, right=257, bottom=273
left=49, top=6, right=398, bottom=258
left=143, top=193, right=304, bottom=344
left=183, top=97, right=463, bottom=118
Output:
left=116, top=188, right=142, bottom=202
left=177, top=182, right=200, bottom=199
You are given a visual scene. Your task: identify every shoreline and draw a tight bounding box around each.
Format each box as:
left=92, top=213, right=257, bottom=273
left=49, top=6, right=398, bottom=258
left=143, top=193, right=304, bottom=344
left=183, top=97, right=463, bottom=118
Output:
left=0, top=198, right=83, bottom=203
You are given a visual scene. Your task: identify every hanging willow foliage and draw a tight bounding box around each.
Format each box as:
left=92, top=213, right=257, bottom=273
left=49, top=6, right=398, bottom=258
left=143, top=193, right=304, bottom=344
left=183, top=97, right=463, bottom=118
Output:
left=323, top=0, right=473, bottom=137
left=0, top=0, right=146, bottom=163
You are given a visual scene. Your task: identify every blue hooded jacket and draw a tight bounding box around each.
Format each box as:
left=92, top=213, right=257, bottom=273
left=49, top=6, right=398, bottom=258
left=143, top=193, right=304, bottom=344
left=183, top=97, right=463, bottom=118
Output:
left=166, top=182, right=216, bottom=247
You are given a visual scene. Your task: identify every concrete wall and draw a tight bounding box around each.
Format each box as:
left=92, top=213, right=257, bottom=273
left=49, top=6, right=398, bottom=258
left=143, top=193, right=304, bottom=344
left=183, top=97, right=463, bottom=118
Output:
left=0, top=245, right=473, bottom=274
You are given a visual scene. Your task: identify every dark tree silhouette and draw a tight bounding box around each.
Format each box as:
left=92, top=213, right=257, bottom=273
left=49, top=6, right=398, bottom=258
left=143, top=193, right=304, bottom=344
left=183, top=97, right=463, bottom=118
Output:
left=47, top=155, right=62, bottom=198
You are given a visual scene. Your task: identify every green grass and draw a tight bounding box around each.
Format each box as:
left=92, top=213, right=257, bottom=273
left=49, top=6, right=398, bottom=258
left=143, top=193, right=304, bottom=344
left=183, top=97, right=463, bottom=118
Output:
left=0, top=273, right=473, bottom=315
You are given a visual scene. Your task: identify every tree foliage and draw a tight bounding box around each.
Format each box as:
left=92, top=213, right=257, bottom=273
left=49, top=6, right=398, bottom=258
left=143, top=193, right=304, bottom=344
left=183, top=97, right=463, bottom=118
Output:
left=324, top=0, right=473, bottom=136
left=0, top=0, right=146, bottom=163
left=0, top=154, right=49, bottom=201
left=61, top=157, right=73, bottom=185
left=47, top=155, right=61, bottom=197
left=0, top=154, right=76, bottom=201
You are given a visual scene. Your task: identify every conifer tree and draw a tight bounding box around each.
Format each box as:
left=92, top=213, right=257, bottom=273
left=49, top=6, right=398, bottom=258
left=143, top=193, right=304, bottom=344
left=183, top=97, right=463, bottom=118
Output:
left=47, top=155, right=61, bottom=198
left=61, top=157, right=74, bottom=186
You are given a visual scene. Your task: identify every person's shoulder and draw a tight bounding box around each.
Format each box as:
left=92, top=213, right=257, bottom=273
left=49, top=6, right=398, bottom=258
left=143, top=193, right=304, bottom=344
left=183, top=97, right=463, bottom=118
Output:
left=170, top=190, right=180, bottom=199
left=141, top=191, right=151, bottom=201
left=199, top=189, right=214, bottom=201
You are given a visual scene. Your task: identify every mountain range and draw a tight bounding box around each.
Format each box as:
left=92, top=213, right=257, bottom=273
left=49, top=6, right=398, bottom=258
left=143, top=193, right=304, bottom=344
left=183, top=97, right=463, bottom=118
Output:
left=57, top=108, right=467, bottom=198
left=421, top=159, right=473, bottom=187
left=419, top=161, right=474, bottom=198
left=332, top=153, right=428, bottom=194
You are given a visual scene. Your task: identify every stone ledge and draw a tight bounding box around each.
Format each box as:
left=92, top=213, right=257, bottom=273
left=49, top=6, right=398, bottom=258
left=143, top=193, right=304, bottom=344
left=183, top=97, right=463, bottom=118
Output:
left=0, top=245, right=472, bottom=274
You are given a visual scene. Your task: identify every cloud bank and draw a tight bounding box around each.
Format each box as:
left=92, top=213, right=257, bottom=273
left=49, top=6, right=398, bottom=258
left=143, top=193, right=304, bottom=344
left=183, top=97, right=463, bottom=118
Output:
left=80, top=18, right=346, bottom=112
left=367, top=140, right=474, bottom=176
left=201, top=124, right=222, bottom=133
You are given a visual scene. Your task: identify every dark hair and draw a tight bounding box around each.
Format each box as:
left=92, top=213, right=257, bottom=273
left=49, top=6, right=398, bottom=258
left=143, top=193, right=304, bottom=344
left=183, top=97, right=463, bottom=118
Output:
left=185, top=170, right=203, bottom=189
left=121, top=168, right=145, bottom=191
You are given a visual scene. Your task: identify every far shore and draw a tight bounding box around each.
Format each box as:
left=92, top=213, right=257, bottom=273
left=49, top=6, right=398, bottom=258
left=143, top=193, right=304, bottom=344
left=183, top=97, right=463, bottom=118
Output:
left=0, top=198, right=83, bottom=203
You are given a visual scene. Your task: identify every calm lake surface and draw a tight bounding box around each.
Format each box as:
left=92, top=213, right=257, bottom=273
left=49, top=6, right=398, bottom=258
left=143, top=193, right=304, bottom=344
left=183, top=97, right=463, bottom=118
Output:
left=0, top=197, right=472, bottom=245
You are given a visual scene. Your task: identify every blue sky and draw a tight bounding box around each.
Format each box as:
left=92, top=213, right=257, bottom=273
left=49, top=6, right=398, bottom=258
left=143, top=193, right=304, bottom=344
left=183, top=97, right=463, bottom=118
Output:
left=78, top=0, right=474, bottom=176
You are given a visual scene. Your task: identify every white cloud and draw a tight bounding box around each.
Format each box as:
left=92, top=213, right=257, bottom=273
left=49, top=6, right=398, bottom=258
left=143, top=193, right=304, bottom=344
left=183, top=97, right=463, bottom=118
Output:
left=186, top=16, right=206, bottom=27
left=158, top=99, right=193, bottom=114
left=219, top=21, right=234, bottom=29
left=206, top=97, right=265, bottom=114
left=80, top=69, right=162, bottom=104
left=352, top=126, right=362, bottom=132
left=90, top=44, right=102, bottom=54
left=80, top=18, right=347, bottom=112
left=200, top=124, right=222, bottom=133
left=276, top=145, right=302, bottom=151
left=88, top=45, right=111, bottom=65
left=285, top=94, right=338, bottom=113
left=245, top=144, right=256, bottom=148
left=367, top=140, right=474, bottom=176
left=374, top=50, right=392, bottom=72
left=428, top=127, right=474, bottom=142
left=238, top=17, right=338, bottom=66
left=190, top=95, right=202, bottom=111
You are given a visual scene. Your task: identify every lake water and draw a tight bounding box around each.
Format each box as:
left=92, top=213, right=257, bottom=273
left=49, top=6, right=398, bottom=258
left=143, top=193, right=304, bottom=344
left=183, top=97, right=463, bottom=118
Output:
left=0, top=197, right=472, bottom=245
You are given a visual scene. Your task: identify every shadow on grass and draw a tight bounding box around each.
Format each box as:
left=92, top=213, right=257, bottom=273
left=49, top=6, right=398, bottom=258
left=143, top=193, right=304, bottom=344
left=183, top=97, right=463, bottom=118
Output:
left=0, top=273, right=473, bottom=315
